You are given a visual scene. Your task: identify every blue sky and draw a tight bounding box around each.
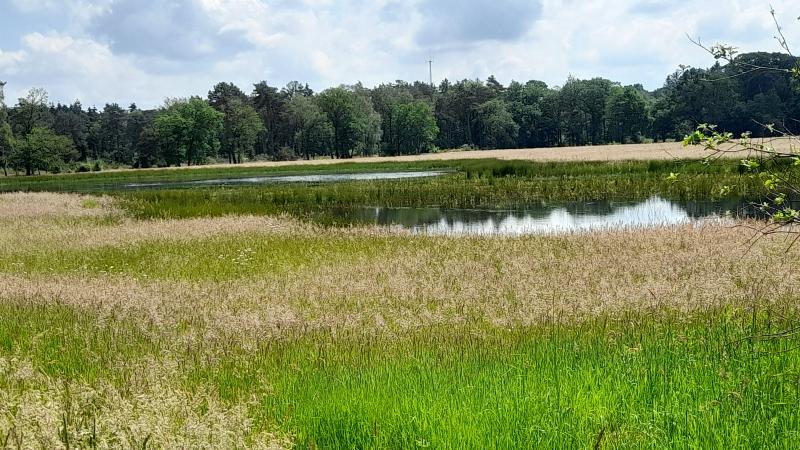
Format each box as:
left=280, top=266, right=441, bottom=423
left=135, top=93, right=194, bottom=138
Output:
left=1, top=0, right=798, bottom=108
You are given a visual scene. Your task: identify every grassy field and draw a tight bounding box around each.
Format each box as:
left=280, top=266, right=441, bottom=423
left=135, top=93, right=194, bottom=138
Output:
left=1, top=192, right=800, bottom=448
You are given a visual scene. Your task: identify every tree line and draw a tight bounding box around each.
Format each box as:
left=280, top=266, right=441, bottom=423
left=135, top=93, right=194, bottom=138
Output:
left=0, top=51, right=798, bottom=175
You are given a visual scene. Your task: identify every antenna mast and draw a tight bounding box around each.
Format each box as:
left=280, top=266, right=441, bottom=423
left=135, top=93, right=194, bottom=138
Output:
left=427, top=53, right=434, bottom=88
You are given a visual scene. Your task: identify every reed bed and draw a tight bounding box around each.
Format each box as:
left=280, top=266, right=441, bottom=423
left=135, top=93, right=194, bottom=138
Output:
left=121, top=173, right=764, bottom=222
left=1, top=193, right=800, bottom=448
left=0, top=157, right=762, bottom=201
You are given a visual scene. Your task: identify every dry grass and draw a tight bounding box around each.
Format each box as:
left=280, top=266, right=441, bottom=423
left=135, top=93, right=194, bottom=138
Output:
left=89, top=138, right=797, bottom=174
left=0, top=192, right=118, bottom=219
left=0, top=356, right=290, bottom=449
left=2, top=193, right=798, bottom=345
left=0, top=193, right=319, bottom=253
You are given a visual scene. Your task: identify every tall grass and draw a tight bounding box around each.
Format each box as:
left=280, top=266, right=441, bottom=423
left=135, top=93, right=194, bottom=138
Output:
left=2, top=189, right=798, bottom=448
left=3, top=302, right=800, bottom=448
left=225, top=313, right=800, bottom=449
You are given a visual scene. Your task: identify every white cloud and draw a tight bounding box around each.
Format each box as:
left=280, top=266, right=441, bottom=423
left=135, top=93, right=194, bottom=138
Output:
left=1, top=32, right=204, bottom=107
left=9, top=0, right=113, bottom=26
left=1, top=0, right=799, bottom=107
left=198, top=0, right=286, bottom=47
left=0, top=49, right=26, bottom=73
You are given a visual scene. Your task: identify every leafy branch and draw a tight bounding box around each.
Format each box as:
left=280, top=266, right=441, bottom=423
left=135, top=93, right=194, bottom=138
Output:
left=682, top=7, right=800, bottom=230
left=683, top=7, right=800, bottom=352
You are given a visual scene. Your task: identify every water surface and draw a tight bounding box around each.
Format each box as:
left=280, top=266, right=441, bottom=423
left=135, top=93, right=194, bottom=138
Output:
left=123, top=171, right=446, bottom=189
left=333, top=197, right=758, bottom=235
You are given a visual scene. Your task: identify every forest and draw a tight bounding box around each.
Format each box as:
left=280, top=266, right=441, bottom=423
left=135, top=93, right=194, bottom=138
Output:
left=0, top=51, right=798, bottom=175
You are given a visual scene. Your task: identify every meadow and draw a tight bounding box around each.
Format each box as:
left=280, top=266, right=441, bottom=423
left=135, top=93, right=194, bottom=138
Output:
left=1, top=154, right=800, bottom=448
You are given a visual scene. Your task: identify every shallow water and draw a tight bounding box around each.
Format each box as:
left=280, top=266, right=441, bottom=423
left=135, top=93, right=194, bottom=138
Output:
left=333, top=197, right=759, bottom=235
left=123, top=171, right=447, bottom=189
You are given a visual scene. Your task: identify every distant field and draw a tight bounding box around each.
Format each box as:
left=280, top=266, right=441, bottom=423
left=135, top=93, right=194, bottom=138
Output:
left=117, top=138, right=798, bottom=172
left=0, top=140, right=785, bottom=180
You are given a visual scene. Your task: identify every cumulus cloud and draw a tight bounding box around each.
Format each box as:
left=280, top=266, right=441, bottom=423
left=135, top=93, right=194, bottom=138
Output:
left=416, top=0, right=542, bottom=47
left=0, top=49, right=26, bottom=74
left=9, top=0, right=113, bottom=27
left=88, top=0, right=253, bottom=61
left=1, top=33, right=147, bottom=104
left=0, top=0, right=798, bottom=107
left=0, top=32, right=219, bottom=107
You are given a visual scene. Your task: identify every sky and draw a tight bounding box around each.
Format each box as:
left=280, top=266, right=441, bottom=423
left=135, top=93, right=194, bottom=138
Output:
left=1, top=0, right=799, bottom=108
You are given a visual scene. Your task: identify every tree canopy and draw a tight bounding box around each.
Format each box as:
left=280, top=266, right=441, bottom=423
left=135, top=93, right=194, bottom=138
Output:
left=154, top=97, right=223, bottom=166
left=1, top=51, right=798, bottom=174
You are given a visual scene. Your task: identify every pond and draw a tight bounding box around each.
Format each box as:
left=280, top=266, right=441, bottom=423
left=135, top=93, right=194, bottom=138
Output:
left=331, top=197, right=760, bottom=235
left=122, top=170, right=447, bottom=189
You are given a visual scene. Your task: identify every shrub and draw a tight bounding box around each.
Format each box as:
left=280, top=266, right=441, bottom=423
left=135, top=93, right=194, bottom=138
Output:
left=273, top=146, right=299, bottom=162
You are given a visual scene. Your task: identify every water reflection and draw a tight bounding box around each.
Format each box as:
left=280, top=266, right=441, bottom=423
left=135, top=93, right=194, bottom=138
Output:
left=123, top=171, right=446, bottom=189
left=338, top=197, right=756, bottom=235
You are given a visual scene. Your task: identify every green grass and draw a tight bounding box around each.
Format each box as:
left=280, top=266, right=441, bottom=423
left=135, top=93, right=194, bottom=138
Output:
left=0, top=302, right=158, bottom=383
left=0, top=233, right=394, bottom=281
left=0, top=161, right=451, bottom=193
left=122, top=173, right=755, bottom=221
left=244, top=317, right=800, bottom=449
left=3, top=302, right=800, bottom=448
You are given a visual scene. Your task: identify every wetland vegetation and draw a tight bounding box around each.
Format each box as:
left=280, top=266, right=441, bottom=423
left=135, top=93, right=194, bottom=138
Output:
left=1, top=153, right=799, bottom=447
left=0, top=158, right=774, bottom=224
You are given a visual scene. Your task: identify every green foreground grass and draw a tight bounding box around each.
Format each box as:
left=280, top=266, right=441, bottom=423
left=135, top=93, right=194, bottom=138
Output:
left=3, top=302, right=800, bottom=448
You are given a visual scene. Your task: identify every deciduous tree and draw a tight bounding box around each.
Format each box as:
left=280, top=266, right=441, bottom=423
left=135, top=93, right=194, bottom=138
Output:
left=251, top=81, right=287, bottom=157
left=393, top=101, right=438, bottom=154
left=318, top=87, right=382, bottom=158
left=9, top=127, right=76, bottom=175
left=11, top=88, right=50, bottom=138
left=155, top=98, right=223, bottom=166
left=222, top=99, right=263, bottom=164
left=605, top=86, right=649, bottom=144
left=285, top=96, right=333, bottom=160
